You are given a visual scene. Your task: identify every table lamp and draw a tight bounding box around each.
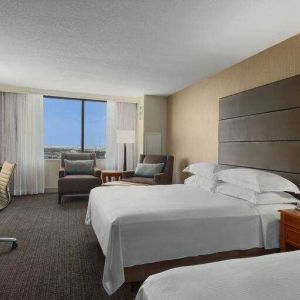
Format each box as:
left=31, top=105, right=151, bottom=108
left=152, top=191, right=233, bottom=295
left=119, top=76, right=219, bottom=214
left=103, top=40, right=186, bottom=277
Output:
left=116, top=130, right=135, bottom=171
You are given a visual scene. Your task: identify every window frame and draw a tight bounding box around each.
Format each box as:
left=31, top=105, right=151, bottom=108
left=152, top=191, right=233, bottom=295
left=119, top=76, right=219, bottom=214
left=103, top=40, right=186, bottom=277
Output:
left=43, top=96, right=106, bottom=156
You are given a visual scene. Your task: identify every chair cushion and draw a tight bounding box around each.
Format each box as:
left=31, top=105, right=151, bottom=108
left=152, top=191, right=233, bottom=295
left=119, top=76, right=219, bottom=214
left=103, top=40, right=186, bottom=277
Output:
left=121, top=177, right=156, bottom=185
left=134, top=163, right=164, bottom=178
left=61, top=152, right=96, bottom=167
left=64, top=159, right=94, bottom=175
left=58, top=175, right=101, bottom=193
left=142, top=155, right=167, bottom=171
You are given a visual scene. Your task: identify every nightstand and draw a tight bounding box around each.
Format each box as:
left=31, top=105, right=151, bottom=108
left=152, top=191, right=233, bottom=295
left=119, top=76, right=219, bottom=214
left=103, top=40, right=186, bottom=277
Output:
left=279, top=209, right=300, bottom=252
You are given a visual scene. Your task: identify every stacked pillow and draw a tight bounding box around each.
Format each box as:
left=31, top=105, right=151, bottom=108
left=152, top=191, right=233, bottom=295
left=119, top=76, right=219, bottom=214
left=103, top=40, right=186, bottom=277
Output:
left=183, top=162, right=228, bottom=191
left=183, top=163, right=299, bottom=205
left=64, top=159, right=94, bottom=175
left=215, top=168, right=299, bottom=205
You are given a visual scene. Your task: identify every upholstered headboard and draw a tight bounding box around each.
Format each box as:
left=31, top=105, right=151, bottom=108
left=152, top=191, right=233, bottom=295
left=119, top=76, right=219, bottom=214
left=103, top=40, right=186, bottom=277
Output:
left=218, top=74, right=300, bottom=187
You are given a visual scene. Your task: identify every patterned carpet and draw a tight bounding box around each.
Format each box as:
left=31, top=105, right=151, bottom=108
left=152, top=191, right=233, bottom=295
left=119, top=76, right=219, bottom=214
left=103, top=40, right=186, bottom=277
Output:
left=0, top=194, right=134, bottom=300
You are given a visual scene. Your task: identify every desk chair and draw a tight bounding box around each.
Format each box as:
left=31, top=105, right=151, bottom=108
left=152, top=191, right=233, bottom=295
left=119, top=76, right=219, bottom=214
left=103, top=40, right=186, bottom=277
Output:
left=0, top=161, right=17, bottom=249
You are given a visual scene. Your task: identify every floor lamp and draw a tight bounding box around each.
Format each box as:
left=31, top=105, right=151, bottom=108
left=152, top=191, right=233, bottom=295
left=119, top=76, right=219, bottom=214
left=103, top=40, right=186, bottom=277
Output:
left=116, top=130, right=135, bottom=171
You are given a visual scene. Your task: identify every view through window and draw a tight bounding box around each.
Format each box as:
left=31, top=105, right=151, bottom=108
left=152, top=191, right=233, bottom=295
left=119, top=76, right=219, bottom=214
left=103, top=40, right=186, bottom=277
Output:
left=44, top=97, right=106, bottom=159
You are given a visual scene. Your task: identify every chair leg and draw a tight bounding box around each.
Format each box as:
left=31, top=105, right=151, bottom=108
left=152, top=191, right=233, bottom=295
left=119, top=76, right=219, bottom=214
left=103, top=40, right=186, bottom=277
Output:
left=0, top=237, right=18, bottom=249
left=58, top=193, right=62, bottom=204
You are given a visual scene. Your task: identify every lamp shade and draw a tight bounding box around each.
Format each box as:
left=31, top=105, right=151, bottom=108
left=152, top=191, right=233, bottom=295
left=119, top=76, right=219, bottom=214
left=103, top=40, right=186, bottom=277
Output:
left=116, top=130, right=135, bottom=144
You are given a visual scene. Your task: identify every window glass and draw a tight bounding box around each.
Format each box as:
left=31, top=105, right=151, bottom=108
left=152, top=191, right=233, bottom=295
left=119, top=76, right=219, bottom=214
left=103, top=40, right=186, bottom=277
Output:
left=44, top=97, right=81, bottom=159
left=44, top=97, right=107, bottom=159
left=84, top=101, right=106, bottom=159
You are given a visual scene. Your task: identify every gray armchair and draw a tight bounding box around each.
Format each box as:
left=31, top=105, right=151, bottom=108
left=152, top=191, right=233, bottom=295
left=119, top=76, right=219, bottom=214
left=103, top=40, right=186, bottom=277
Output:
left=121, top=154, right=174, bottom=185
left=58, top=152, right=101, bottom=204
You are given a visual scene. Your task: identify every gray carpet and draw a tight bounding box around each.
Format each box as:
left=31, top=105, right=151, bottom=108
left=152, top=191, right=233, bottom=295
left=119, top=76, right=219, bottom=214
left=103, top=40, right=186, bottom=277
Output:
left=0, top=194, right=135, bottom=300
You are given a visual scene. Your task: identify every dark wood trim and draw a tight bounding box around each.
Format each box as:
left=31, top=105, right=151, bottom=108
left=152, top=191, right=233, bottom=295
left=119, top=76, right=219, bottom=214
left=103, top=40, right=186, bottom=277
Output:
left=124, top=248, right=278, bottom=282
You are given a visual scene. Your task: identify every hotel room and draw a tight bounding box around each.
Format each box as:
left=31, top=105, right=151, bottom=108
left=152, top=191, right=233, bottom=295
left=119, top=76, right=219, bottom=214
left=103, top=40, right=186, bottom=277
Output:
left=1, top=1, right=300, bottom=299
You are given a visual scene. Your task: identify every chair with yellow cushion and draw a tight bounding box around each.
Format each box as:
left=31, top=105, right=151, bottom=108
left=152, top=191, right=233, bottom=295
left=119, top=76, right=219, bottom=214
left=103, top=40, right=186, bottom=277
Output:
left=0, top=161, right=18, bottom=249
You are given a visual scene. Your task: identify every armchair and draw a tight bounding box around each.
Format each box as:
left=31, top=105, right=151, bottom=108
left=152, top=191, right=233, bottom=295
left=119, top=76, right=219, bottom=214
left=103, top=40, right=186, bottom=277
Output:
left=121, top=154, right=174, bottom=185
left=58, top=152, right=101, bottom=204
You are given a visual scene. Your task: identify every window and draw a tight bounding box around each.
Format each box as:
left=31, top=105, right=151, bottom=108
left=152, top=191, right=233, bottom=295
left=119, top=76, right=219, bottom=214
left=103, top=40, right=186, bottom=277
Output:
left=44, top=97, right=106, bottom=159
left=84, top=101, right=106, bottom=157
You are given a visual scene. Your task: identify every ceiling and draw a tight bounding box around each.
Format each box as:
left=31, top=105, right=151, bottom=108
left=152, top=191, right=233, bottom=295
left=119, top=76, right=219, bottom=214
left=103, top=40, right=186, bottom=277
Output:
left=0, top=0, right=300, bottom=97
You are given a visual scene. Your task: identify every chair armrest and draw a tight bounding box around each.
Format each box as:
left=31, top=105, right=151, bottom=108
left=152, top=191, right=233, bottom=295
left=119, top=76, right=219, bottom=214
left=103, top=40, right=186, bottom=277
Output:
left=122, top=171, right=135, bottom=178
left=93, top=168, right=101, bottom=178
left=59, top=168, right=65, bottom=178
left=154, top=173, right=171, bottom=185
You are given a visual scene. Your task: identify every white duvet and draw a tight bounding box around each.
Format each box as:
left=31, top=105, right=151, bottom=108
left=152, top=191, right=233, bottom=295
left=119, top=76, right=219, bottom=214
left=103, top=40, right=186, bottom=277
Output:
left=85, top=184, right=294, bottom=295
left=136, top=250, right=300, bottom=300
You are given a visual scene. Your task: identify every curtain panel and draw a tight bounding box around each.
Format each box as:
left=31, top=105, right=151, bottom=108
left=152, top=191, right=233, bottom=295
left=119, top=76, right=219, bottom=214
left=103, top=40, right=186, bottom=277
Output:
left=0, top=92, right=44, bottom=195
left=106, top=102, right=137, bottom=170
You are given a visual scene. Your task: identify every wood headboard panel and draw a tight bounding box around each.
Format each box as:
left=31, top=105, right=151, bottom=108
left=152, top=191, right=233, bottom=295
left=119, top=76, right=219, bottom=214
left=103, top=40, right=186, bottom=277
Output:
left=218, top=74, right=300, bottom=187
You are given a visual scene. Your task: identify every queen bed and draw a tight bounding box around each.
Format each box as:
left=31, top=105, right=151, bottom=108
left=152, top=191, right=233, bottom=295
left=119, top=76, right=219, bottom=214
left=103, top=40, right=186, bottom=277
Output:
left=85, top=184, right=296, bottom=294
left=135, top=250, right=300, bottom=300
left=85, top=75, right=300, bottom=295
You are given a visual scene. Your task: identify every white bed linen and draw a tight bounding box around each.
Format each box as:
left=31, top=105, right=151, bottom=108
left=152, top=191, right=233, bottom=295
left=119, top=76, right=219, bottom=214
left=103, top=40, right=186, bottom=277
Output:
left=136, top=250, right=300, bottom=300
left=85, top=184, right=294, bottom=295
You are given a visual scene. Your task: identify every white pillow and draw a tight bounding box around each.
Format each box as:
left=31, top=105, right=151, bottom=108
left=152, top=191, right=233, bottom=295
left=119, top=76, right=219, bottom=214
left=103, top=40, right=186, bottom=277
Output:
left=184, top=175, right=216, bottom=192
left=216, top=168, right=300, bottom=194
left=183, top=162, right=229, bottom=179
left=215, top=183, right=256, bottom=204
left=256, top=192, right=298, bottom=205
left=216, top=183, right=299, bottom=205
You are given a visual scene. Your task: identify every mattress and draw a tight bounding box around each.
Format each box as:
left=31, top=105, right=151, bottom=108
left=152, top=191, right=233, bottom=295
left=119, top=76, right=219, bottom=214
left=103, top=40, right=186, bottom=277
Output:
left=85, top=184, right=294, bottom=295
left=136, top=250, right=300, bottom=300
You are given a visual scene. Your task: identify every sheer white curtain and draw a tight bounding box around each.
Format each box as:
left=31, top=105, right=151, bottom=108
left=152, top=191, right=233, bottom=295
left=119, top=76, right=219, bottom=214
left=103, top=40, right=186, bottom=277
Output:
left=106, top=101, right=137, bottom=170
left=0, top=92, right=44, bottom=195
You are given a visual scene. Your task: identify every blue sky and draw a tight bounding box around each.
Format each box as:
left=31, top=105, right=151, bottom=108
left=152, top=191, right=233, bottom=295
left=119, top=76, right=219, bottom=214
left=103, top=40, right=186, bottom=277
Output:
left=44, top=97, right=106, bottom=148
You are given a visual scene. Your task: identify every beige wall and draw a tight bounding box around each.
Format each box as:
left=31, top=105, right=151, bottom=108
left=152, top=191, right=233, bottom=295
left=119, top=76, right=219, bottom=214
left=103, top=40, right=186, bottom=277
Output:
left=167, top=34, right=300, bottom=183
left=144, top=95, right=167, bottom=154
